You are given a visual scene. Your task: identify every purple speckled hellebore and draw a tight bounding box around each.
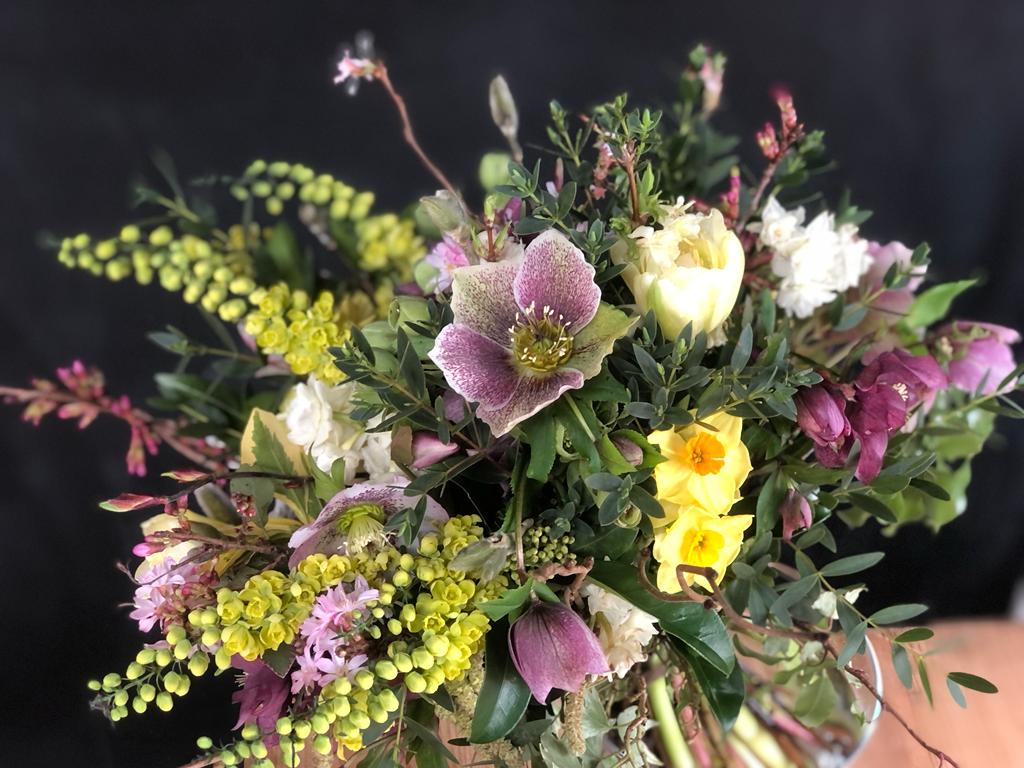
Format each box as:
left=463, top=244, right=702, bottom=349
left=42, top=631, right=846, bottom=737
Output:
left=287, top=478, right=447, bottom=567
left=428, top=230, right=633, bottom=437
left=509, top=599, right=609, bottom=702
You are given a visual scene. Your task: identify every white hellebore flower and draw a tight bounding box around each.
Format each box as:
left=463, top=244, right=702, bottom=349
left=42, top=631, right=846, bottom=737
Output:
left=280, top=375, right=396, bottom=481
left=582, top=584, right=658, bottom=678
left=754, top=197, right=873, bottom=319
left=614, top=198, right=745, bottom=341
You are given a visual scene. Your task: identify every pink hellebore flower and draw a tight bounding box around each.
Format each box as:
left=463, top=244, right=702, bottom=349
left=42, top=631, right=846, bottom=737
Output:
left=429, top=230, right=633, bottom=437
left=863, top=241, right=926, bottom=316
left=509, top=599, right=608, bottom=703
left=779, top=490, right=813, bottom=541
left=287, top=479, right=448, bottom=567
left=424, top=235, right=470, bottom=293
left=937, top=321, right=1021, bottom=395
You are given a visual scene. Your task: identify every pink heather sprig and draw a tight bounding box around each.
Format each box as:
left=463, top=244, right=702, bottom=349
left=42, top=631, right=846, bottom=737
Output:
left=1, top=360, right=225, bottom=476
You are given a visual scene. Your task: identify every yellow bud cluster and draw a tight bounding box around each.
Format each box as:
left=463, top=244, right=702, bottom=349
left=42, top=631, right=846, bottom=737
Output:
left=202, top=571, right=317, bottom=666
left=232, top=160, right=424, bottom=281
left=243, top=283, right=350, bottom=384
left=353, top=213, right=425, bottom=279
left=88, top=638, right=203, bottom=722
left=56, top=225, right=258, bottom=322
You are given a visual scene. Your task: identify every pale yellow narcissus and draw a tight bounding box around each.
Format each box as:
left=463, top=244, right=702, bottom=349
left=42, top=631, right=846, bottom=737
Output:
left=612, top=198, right=745, bottom=341
left=653, top=505, right=753, bottom=593
left=648, top=411, right=752, bottom=523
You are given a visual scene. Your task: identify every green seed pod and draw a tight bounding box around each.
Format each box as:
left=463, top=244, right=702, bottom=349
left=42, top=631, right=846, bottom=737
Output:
left=139, top=683, right=157, bottom=702
left=102, top=673, right=121, bottom=690
left=196, top=736, right=213, bottom=750
left=125, top=662, right=145, bottom=680
left=155, top=692, right=173, bottom=712
left=292, top=720, right=312, bottom=740
left=132, top=697, right=147, bottom=714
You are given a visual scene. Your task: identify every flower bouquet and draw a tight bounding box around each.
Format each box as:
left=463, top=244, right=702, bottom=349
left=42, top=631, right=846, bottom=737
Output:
left=6, top=36, right=1014, bottom=768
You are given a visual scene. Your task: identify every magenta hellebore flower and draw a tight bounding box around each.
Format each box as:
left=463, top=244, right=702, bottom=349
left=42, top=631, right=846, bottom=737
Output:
left=410, top=431, right=460, bottom=468
left=509, top=599, right=609, bottom=702
left=796, top=349, right=945, bottom=482
left=936, top=321, right=1021, bottom=395
left=287, top=479, right=448, bottom=567
left=429, top=230, right=633, bottom=437
left=862, top=241, right=926, bottom=316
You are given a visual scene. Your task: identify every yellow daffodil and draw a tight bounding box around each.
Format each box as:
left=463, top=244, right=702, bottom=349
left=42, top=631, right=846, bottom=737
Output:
left=649, top=411, right=752, bottom=523
left=653, top=505, right=753, bottom=593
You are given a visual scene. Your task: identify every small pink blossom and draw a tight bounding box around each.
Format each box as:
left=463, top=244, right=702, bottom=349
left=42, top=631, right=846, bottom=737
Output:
left=780, top=490, right=813, bottom=541
left=936, top=321, right=1021, bottom=395
left=424, top=236, right=469, bottom=293
left=411, top=432, right=459, bottom=468
left=333, top=56, right=376, bottom=85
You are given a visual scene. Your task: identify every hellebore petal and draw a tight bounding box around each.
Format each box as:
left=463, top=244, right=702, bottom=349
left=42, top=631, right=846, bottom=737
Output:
left=513, top=230, right=601, bottom=330
left=476, top=368, right=585, bottom=437
left=410, top=432, right=460, bottom=468
left=288, top=479, right=447, bottom=566
left=509, top=600, right=608, bottom=703
left=567, top=303, right=635, bottom=379
left=780, top=490, right=813, bottom=541
left=449, top=258, right=522, bottom=345
left=232, top=658, right=289, bottom=733
left=429, top=324, right=519, bottom=409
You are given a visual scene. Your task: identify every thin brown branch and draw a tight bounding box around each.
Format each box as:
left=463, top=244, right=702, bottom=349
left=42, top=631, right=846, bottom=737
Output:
left=531, top=556, right=594, bottom=604
left=621, top=141, right=643, bottom=226
left=824, top=640, right=959, bottom=768
left=375, top=65, right=463, bottom=209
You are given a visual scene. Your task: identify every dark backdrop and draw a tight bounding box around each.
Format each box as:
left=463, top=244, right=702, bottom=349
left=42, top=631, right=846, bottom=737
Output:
left=2, top=1, right=1024, bottom=766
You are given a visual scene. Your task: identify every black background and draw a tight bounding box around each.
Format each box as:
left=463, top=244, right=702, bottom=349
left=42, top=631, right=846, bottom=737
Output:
left=2, top=1, right=1024, bottom=766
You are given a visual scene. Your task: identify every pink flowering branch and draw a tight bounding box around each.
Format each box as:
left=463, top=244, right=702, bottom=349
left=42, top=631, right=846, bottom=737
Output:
left=0, top=360, right=225, bottom=476
left=334, top=54, right=464, bottom=210
left=738, top=89, right=807, bottom=232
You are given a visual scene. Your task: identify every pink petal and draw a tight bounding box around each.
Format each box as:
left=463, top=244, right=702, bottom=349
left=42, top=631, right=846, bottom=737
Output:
left=513, top=231, right=600, bottom=331
left=780, top=490, right=813, bottom=541
left=509, top=601, right=608, bottom=703
left=429, top=324, right=519, bottom=409
left=449, top=258, right=522, bottom=345
left=476, top=368, right=584, bottom=437
left=411, top=432, right=460, bottom=468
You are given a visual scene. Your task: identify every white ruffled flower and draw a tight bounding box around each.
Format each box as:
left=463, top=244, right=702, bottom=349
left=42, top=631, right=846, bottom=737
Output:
left=280, top=375, right=396, bottom=481
left=582, top=584, right=658, bottom=678
left=754, top=197, right=872, bottom=319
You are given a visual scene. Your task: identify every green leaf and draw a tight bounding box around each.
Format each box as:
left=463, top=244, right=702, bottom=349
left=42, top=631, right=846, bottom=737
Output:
left=918, top=658, right=933, bottom=706
left=946, top=672, right=998, bottom=694
left=520, top=415, right=557, bottom=481
left=794, top=673, right=838, bottom=728
left=904, top=279, right=977, bottom=328
left=946, top=677, right=967, bottom=708
left=818, top=552, right=884, bottom=578
left=755, top=469, right=786, bottom=536
left=835, top=621, right=867, bottom=668
left=261, top=646, right=296, bottom=678
left=894, top=627, right=934, bottom=643
left=687, top=650, right=745, bottom=731
left=470, top=620, right=531, bottom=743
left=847, top=492, right=896, bottom=523
left=769, top=575, right=819, bottom=616
left=477, top=582, right=534, bottom=622
left=869, top=603, right=928, bottom=625
left=892, top=644, right=914, bottom=689
left=262, top=222, right=313, bottom=292
left=249, top=415, right=317, bottom=521
left=589, top=561, right=734, bottom=675
left=730, top=326, right=754, bottom=371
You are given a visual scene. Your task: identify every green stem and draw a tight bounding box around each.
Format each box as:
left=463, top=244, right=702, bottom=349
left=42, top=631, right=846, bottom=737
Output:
left=647, top=676, right=695, bottom=768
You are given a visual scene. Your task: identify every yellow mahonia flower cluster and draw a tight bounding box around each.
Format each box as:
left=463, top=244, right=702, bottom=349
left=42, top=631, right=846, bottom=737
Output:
left=230, top=159, right=425, bottom=280
left=178, top=516, right=507, bottom=762
left=56, top=224, right=258, bottom=321
left=243, top=283, right=351, bottom=384
left=354, top=213, right=424, bottom=280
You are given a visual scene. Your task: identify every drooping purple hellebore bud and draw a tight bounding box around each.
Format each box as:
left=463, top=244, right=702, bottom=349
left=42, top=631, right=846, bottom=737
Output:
left=795, top=383, right=851, bottom=467
left=779, top=489, right=813, bottom=541
left=410, top=432, right=460, bottom=468
left=509, top=599, right=608, bottom=703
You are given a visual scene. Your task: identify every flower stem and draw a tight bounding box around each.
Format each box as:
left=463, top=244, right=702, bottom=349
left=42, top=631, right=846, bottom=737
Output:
left=648, top=676, right=695, bottom=768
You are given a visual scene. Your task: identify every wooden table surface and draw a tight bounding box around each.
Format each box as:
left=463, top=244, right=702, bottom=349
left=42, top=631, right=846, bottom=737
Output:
left=852, top=620, right=1024, bottom=768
